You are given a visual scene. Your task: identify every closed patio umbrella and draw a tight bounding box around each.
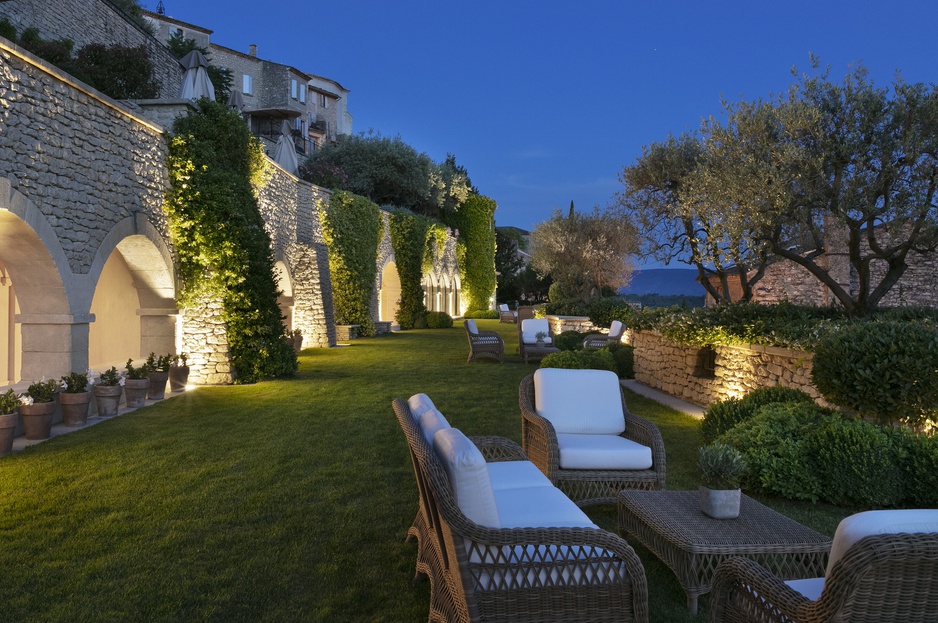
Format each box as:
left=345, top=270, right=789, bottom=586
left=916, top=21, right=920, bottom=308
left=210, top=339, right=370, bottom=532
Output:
left=179, top=50, right=215, bottom=101
left=272, top=120, right=299, bottom=174
left=227, top=89, right=245, bottom=112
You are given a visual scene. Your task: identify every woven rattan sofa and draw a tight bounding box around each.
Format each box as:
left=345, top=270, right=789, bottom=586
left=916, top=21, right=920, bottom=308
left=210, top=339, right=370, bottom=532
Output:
left=519, top=368, right=666, bottom=506
left=582, top=320, right=625, bottom=350
left=464, top=319, right=504, bottom=363
left=393, top=393, right=650, bottom=623
left=708, top=509, right=938, bottom=623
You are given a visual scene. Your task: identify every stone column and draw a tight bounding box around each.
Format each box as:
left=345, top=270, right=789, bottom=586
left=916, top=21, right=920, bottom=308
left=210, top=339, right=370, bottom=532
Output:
left=137, top=307, right=178, bottom=358
left=179, top=298, right=232, bottom=385
left=15, top=313, right=92, bottom=380
left=289, top=242, right=336, bottom=348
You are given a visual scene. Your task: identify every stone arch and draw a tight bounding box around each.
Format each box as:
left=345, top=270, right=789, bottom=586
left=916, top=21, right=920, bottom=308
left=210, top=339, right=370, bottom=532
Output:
left=379, top=260, right=401, bottom=323
left=422, top=272, right=439, bottom=312
left=440, top=273, right=453, bottom=316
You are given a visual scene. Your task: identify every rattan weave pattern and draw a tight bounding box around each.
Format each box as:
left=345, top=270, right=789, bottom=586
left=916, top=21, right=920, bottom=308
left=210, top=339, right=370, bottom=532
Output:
left=519, top=374, right=667, bottom=506
left=708, top=532, right=938, bottom=623
left=464, top=321, right=505, bottom=363
left=393, top=398, right=651, bottom=622
left=617, top=490, right=830, bottom=615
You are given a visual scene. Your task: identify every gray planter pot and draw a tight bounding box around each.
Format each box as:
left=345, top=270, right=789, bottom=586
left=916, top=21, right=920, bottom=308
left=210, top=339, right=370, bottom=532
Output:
left=147, top=371, right=169, bottom=401
left=0, top=411, right=17, bottom=455
left=60, top=390, right=91, bottom=427
left=699, top=485, right=741, bottom=519
left=124, top=378, right=149, bottom=408
left=93, top=385, right=122, bottom=417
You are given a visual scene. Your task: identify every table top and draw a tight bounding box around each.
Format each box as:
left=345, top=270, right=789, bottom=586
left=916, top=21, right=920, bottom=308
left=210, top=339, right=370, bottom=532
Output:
left=618, top=490, right=831, bottom=554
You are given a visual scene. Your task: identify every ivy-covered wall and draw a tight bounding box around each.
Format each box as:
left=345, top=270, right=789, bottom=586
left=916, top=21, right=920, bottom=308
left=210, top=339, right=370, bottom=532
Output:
left=446, top=194, right=497, bottom=311
left=388, top=209, right=431, bottom=329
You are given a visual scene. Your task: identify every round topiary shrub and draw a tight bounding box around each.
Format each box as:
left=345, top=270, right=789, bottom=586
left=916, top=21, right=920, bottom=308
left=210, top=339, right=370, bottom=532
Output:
left=539, top=349, right=617, bottom=373
left=425, top=311, right=453, bottom=329
left=812, top=321, right=938, bottom=426
left=701, top=385, right=815, bottom=443
left=603, top=342, right=634, bottom=379
left=553, top=330, right=585, bottom=351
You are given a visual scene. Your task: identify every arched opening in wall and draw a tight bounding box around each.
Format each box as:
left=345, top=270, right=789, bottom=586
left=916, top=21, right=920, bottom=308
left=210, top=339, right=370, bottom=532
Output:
left=274, top=260, right=294, bottom=332
left=0, top=262, right=22, bottom=386
left=423, top=273, right=440, bottom=312
left=440, top=274, right=452, bottom=316
left=453, top=274, right=463, bottom=317
left=89, top=235, right=175, bottom=370
left=379, top=261, right=401, bottom=322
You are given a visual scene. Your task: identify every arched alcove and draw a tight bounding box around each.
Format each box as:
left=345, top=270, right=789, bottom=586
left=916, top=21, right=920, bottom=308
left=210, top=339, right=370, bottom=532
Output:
left=274, top=260, right=295, bottom=332
left=379, top=261, right=401, bottom=322
left=0, top=261, right=22, bottom=386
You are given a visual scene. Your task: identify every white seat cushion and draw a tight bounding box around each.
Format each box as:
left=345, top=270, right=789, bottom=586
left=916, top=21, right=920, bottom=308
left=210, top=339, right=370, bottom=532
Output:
left=521, top=318, right=552, bottom=345
left=487, top=461, right=554, bottom=490
left=418, top=408, right=450, bottom=445
left=408, top=393, right=436, bottom=419
left=465, top=318, right=478, bottom=334
left=826, top=509, right=938, bottom=575
left=556, top=433, right=652, bottom=470
left=433, top=428, right=500, bottom=527
left=533, top=368, right=626, bottom=435
left=495, top=486, right=597, bottom=529
left=785, top=577, right=825, bottom=601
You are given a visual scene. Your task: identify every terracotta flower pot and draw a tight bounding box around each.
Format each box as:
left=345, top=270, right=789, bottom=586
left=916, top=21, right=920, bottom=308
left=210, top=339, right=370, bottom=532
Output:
left=93, top=385, right=122, bottom=417
left=147, top=371, right=169, bottom=401
left=0, top=411, right=17, bottom=455
left=169, top=366, right=189, bottom=393
left=20, top=401, right=55, bottom=440
left=60, top=391, right=91, bottom=427
left=124, top=378, right=149, bottom=408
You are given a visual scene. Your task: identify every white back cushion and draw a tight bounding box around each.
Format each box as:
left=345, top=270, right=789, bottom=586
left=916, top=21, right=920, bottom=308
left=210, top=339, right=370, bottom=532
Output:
left=533, top=368, right=625, bottom=435
left=465, top=319, right=478, bottom=334
left=433, top=428, right=501, bottom=527
left=609, top=320, right=623, bottom=338
left=499, top=304, right=509, bottom=311
left=826, top=509, right=938, bottom=576
left=408, top=393, right=436, bottom=419
left=521, top=318, right=550, bottom=344
left=418, top=408, right=450, bottom=445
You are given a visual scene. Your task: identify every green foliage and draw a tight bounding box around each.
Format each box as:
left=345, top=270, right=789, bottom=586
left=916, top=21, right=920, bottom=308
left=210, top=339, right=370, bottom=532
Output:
left=70, top=43, right=159, bottom=99
left=18, top=27, right=75, bottom=66
left=24, top=379, right=56, bottom=403
left=812, top=322, right=938, bottom=426
left=60, top=372, right=89, bottom=393
left=701, top=385, right=816, bottom=443
left=125, top=359, right=148, bottom=380
left=539, top=349, right=617, bottom=373
left=165, top=101, right=296, bottom=383
left=553, top=330, right=585, bottom=351
left=604, top=342, right=635, bottom=379
left=425, top=311, right=453, bottom=329
left=388, top=209, right=430, bottom=330
left=0, top=388, right=19, bottom=414
left=586, top=297, right=636, bottom=327
left=463, top=309, right=498, bottom=319
left=446, top=195, right=497, bottom=311
left=623, top=293, right=705, bottom=309
left=319, top=191, right=382, bottom=337
left=145, top=353, right=172, bottom=373
left=97, top=367, right=120, bottom=386
left=889, top=427, right=938, bottom=507
left=0, top=18, right=16, bottom=41
left=107, top=0, right=156, bottom=34
left=166, top=31, right=232, bottom=101
left=698, top=443, right=747, bottom=489
left=494, top=228, right=526, bottom=303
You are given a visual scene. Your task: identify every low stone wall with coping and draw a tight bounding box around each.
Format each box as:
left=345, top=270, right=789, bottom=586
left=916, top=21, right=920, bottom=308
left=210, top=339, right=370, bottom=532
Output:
left=625, top=330, right=819, bottom=408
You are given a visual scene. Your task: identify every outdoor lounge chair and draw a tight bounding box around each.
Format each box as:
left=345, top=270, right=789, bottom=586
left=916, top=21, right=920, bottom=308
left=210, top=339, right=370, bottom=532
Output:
left=517, top=317, right=557, bottom=363
left=708, top=509, right=938, bottom=623
left=582, top=320, right=625, bottom=349
left=464, top=319, right=504, bottom=363
left=497, top=304, right=517, bottom=323
left=392, top=395, right=651, bottom=623
left=519, top=368, right=667, bottom=505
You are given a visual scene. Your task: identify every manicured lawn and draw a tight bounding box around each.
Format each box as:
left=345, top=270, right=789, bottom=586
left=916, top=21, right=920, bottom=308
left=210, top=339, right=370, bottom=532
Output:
left=0, top=320, right=851, bottom=622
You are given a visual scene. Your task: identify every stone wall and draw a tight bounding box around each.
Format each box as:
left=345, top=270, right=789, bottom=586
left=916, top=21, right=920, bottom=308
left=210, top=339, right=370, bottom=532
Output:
left=0, top=0, right=182, bottom=99
left=627, top=330, right=819, bottom=408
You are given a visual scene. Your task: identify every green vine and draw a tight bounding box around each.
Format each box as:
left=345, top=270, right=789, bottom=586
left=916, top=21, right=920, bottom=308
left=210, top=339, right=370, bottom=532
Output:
left=164, top=101, right=296, bottom=383
left=319, top=191, right=382, bottom=336
left=445, top=195, right=497, bottom=311
left=389, top=210, right=433, bottom=329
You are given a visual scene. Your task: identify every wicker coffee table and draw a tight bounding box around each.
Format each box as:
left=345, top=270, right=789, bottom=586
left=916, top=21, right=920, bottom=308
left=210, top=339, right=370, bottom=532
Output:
left=521, top=344, right=559, bottom=363
left=617, top=490, right=831, bottom=614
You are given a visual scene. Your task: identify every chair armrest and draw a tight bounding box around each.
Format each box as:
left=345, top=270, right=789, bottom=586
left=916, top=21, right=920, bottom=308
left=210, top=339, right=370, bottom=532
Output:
left=622, top=410, right=667, bottom=488
left=468, top=435, right=527, bottom=462
left=709, top=556, right=813, bottom=623
left=474, top=330, right=503, bottom=339
left=519, top=406, right=560, bottom=482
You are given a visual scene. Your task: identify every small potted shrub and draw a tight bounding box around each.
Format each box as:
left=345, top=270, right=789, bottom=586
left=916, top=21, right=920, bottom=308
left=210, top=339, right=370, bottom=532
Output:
left=0, top=388, right=20, bottom=455
left=93, top=367, right=123, bottom=417
left=146, top=353, right=171, bottom=401
left=59, top=371, right=92, bottom=427
left=698, top=443, right=747, bottom=519
left=123, top=359, right=150, bottom=408
left=535, top=331, right=548, bottom=347
left=19, top=379, right=57, bottom=440
left=169, top=353, right=189, bottom=393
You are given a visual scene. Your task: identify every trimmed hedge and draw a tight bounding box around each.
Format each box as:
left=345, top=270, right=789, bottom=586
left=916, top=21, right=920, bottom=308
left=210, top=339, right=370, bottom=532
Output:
left=463, top=309, right=498, bottom=319
left=447, top=195, right=497, bottom=311
left=539, top=349, right=617, bottom=373
left=701, top=386, right=816, bottom=443
left=425, top=311, right=453, bottom=329
left=388, top=209, right=430, bottom=330
left=553, top=330, right=586, bottom=351
left=604, top=343, right=635, bottom=379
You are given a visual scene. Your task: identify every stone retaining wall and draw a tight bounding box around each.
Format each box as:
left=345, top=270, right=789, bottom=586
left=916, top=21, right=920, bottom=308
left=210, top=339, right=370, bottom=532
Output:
left=626, top=330, right=819, bottom=408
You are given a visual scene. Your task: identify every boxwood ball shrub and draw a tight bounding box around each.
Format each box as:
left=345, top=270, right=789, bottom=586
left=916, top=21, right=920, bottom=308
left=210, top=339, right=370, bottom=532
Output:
left=553, top=330, right=585, bottom=351
left=425, top=311, right=453, bottom=329
left=811, top=321, right=938, bottom=426
left=539, top=349, right=616, bottom=373
left=701, top=385, right=815, bottom=443
left=604, top=342, right=634, bottom=379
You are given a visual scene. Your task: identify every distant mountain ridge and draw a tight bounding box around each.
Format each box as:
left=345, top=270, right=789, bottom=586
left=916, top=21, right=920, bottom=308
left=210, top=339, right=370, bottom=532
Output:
left=620, top=268, right=704, bottom=297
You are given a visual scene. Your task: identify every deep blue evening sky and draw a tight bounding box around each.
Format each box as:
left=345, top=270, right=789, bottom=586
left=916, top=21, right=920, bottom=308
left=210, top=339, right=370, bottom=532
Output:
left=149, top=1, right=937, bottom=233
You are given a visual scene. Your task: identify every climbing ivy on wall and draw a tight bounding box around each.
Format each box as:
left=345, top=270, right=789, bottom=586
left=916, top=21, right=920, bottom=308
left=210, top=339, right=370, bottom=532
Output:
left=319, top=191, right=382, bottom=336
left=164, top=101, right=296, bottom=383
left=389, top=210, right=432, bottom=329
left=445, top=195, right=497, bottom=311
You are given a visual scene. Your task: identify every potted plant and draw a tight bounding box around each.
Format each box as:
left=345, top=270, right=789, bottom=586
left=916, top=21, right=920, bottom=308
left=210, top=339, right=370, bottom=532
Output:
left=0, top=388, right=19, bottom=455
left=123, top=359, right=150, bottom=408
left=169, top=353, right=189, bottom=393
left=19, top=379, right=57, bottom=440
left=59, top=371, right=92, bottom=427
left=291, top=329, right=303, bottom=352
left=146, top=353, right=171, bottom=401
left=93, top=367, right=123, bottom=417
left=698, top=442, right=747, bottom=519
left=535, top=331, right=548, bottom=347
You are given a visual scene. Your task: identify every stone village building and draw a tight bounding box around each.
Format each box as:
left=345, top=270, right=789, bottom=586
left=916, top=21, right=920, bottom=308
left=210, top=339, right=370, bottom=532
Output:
left=0, top=0, right=464, bottom=398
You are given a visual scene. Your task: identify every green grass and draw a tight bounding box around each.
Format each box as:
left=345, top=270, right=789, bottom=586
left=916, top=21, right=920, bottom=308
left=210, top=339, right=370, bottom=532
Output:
left=0, top=320, right=851, bottom=622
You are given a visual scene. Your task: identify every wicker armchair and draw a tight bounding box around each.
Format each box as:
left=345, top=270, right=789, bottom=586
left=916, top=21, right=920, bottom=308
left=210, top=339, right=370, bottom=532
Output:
left=497, top=304, right=517, bottom=323
left=709, top=510, right=938, bottom=623
left=464, top=319, right=504, bottom=363
left=582, top=320, right=626, bottom=350
left=393, top=397, right=651, bottom=623
left=519, top=370, right=666, bottom=506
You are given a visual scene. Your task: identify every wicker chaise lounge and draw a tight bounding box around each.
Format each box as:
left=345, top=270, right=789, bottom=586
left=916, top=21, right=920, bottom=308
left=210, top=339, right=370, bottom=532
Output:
left=393, top=395, right=650, bottom=623
left=708, top=509, right=938, bottom=623
left=519, top=369, right=666, bottom=506
left=582, top=320, right=625, bottom=349
left=463, top=319, right=504, bottom=363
